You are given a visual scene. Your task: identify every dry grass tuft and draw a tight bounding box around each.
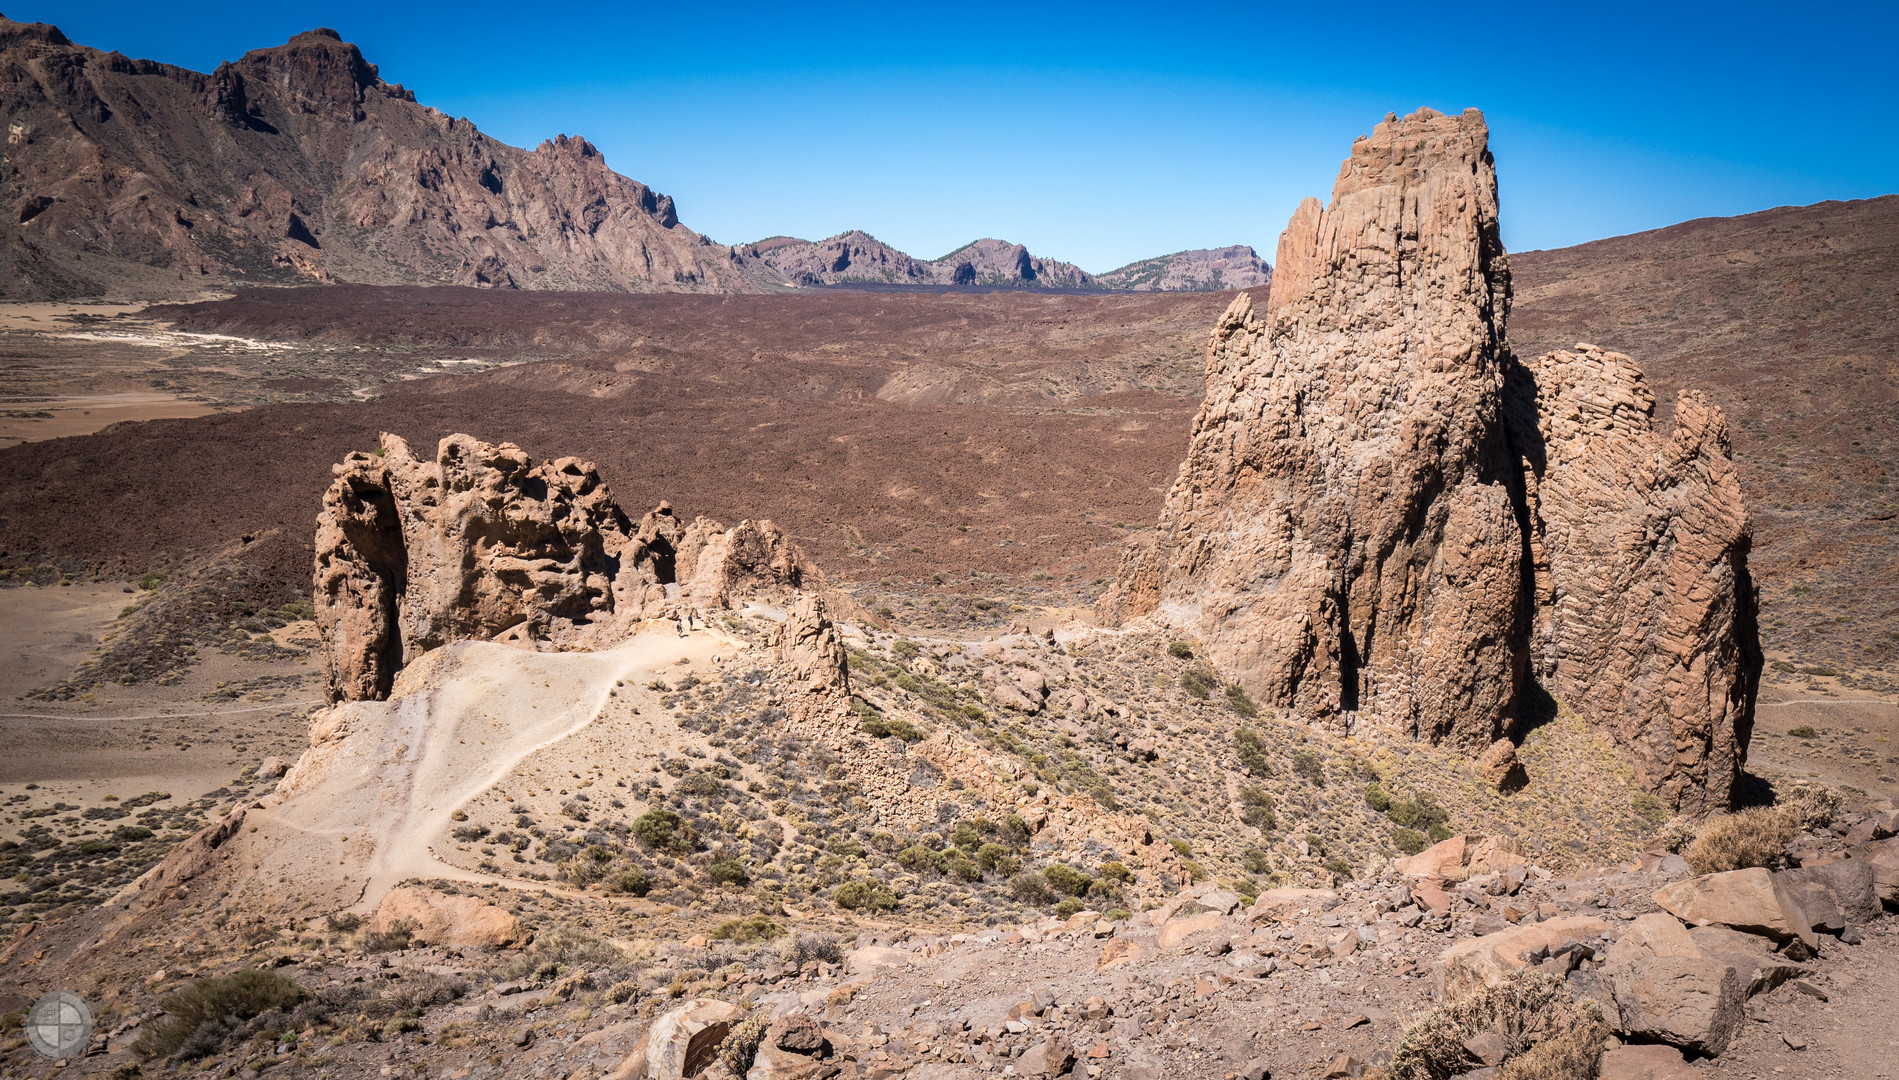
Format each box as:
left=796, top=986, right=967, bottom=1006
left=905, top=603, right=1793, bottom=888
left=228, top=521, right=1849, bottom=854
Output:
left=1685, top=807, right=1797, bottom=875
left=1368, top=970, right=1607, bottom=1080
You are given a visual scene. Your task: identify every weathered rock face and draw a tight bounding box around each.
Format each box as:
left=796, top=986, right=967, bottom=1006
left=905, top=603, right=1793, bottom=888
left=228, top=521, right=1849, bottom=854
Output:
left=315, top=432, right=823, bottom=701
left=1505, top=346, right=1760, bottom=811
left=1104, top=107, right=1524, bottom=752
left=1102, top=107, right=1760, bottom=808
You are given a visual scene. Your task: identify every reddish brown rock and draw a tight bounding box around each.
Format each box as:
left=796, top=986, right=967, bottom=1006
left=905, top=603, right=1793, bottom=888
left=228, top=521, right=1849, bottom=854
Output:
left=1505, top=345, right=1760, bottom=811
left=1651, top=868, right=1817, bottom=949
left=369, top=885, right=527, bottom=950
left=315, top=433, right=828, bottom=701
left=1100, top=107, right=1759, bottom=809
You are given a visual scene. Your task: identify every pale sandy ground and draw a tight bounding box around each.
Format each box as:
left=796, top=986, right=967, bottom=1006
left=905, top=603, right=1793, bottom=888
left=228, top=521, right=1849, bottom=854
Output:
left=240, top=622, right=750, bottom=915
left=1752, top=673, right=1899, bottom=799
left=0, top=391, right=221, bottom=446
left=0, top=581, right=315, bottom=849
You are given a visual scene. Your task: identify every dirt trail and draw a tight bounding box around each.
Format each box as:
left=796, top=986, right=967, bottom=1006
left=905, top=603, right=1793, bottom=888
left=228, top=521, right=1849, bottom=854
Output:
left=242, top=625, right=738, bottom=911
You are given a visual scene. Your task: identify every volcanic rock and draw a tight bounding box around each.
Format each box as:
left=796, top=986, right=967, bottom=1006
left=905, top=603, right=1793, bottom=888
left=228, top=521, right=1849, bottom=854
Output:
left=1096, top=245, right=1272, bottom=292
left=1100, top=106, right=1759, bottom=808
left=369, top=886, right=526, bottom=949
left=1651, top=868, right=1817, bottom=949
left=614, top=998, right=744, bottom=1080
left=315, top=432, right=826, bottom=701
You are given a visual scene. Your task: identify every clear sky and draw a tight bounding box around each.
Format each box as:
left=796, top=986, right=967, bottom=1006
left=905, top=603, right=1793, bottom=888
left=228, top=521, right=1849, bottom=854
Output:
left=18, top=1, right=1897, bottom=273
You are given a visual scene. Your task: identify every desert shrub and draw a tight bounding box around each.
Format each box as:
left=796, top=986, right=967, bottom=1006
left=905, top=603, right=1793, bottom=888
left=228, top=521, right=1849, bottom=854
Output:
left=892, top=640, right=921, bottom=659
left=1387, top=794, right=1448, bottom=832
left=861, top=715, right=923, bottom=741
left=1168, top=837, right=1193, bottom=857
left=1180, top=666, right=1217, bottom=699
left=1167, top=641, right=1194, bottom=659
left=1325, top=856, right=1354, bottom=879
left=1778, top=782, right=1841, bottom=830
left=1242, top=848, right=1271, bottom=874
left=1291, top=749, right=1326, bottom=785
left=1097, top=861, right=1133, bottom=883
left=897, top=844, right=945, bottom=875
left=710, top=916, right=783, bottom=943
left=1373, top=970, right=1607, bottom=1080
left=605, top=980, right=640, bottom=1004
left=1225, top=684, right=1259, bottom=718
left=1043, top=863, right=1093, bottom=897
left=1179, top=858, right=1206, bottom=881
left=1001, top=814, right=1032, bottom=844
left=719, top=1014, right=769, bottom=1076
left=946, top=855, right=983, bottom=882
left=451, top=823, right=490, bottom=842
left=116, top=824, right=154, bottom=841
left=1787, top=724, right=1817, bottom=738
left=678, top=771, right=724, bottom=797
left=1392, top=827, right=1428, bottom=855
left=606, top=866, right=651, bottom=895
left=832, top=879, right=897, bottom=911
left=1008, top=871, right=1054, bottom=904
left=950, top=821, right=982, bottom=849
left=1239, top=786, right=1277, bottom=831
left=707, top=859, right=750, bottom=886
left=136, top=969, right=305, bottom=1059
left=781, top=933, right=842, bottom=966
left=501, top=926, right=627, bottom=981
left=1054, top=897, right=1086, bottom=917
left=1685, top=807, right=1797, bottom=875
left=1363, top=782, right=1392, bottom=813
left=633, top=808, right=698, bottom=853
left=362, top=918, right=417, bottom=952
left=975, top=843, right=1018, bottom=875
left=1630, top=791, right=1670, bottom=826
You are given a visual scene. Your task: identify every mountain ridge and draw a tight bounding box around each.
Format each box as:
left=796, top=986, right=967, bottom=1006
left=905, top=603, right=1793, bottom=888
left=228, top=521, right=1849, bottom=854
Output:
left=745, top=229, right=1271, bottom=292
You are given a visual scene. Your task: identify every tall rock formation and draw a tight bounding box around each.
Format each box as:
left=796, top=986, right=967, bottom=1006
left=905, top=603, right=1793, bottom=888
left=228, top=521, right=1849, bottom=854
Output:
left=1506, top=346, right=1760, bottom=811
left=0, top=20, right=762, bottom=298
left=1103, top=108, right=1760, bottom=809
left=313, top=433, right=820, bottom=702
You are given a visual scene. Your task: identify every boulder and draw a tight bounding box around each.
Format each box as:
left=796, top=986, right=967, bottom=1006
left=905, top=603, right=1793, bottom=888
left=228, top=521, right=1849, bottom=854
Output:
left=844, top=945, right=915, bottom=976
left=1196, top=888, right=1244, bottom=915
left=1017, top=1033, right=1076, bottom=1077
left=1097, top=939, right=1147, bottom=971
left=1611, top=955, right=1744, bottom=1056
left=1159, top=912, right=1229, bottom=949
left=369, top=886, right=527, bottom=949
left=1246, top=888, right=1339, bottom=922
left=256, top=756, right=290, bottom=779
left=1434, top=915, right=1608, bottom=1001
left=746, top=1016, right=828, bottom=1080
left=1686, top=925, right=1808, bottom=997
left=1604, top=912, right=1701, bottom=966
left=1847, top=836, right=1899, bottom=905
left=1652, top=868, right=1817, bottom=949
left=1600, top=1043, right=1698, bottom=1080
left=1479, top=738, right=1528, bottom=792
left=1394, top=835, right=1468, bottom=880
left=615, top=998, right=745, bottom=1080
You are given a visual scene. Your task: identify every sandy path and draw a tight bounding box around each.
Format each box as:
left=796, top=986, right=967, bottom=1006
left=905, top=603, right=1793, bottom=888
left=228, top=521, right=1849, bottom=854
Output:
left=247, top=626, right=736, bottom=910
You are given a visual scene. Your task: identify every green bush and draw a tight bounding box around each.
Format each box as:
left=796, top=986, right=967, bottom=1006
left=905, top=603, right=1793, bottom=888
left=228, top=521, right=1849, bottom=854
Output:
left=363, top=918, right=416, bottom=952
left=975, top=843, right=1017, bottom=875
left=832, top=879, right=898, bottom=911
left=1788, top=725, right=1817, bottom=738
left=1180, top=667, right=1217, bottom=699
left=1008, top=871, right=1054, bottom=904
left=1392, top=827, right=1428, bottom=854
left=1054, top=897, right=1086, bottom=917
left=1224, top=684, right=1259, bottom=718
left=1002, top=814, right=1032, bottom=844
left=136, top=969, right=305, bottom=1058
left=892, top=640, right=921, bottom=659
left=1167, top=641, right=1194, bottom=659
left=1239, top=785, right=1277, bottom=830
left=606, top=866, right=651, bottom=896
left=633, top=808, right=697, bottom=853
left=946, top=855, right=983, bottom=882
left=1325, top=856, right=1354, bottom=880
left=1043, top=863, right=1094, bottom=897
left=1387, top=794, right=1448, bottom=832
left=710, top=916, right=783, bottom=943
left=950, top=821, right=982, bottom=849
left=1235, top=728, right=1273, bottom=778
left=1427, top=823, right=1455, bottom=843
left=1291, top=749, right=1326, bottom=785
left=1363, top=782, right=1392, bottom=813
left=1097, top=861, right=1133, bottom=883
left=897, top=844, right=945, bottom=875
left=862, top=714, right=924, bottom=741
left=1242, top=848, right=1272, bottom=874
left=1168, top=837, right=1193, bottom=857
left=707, top=859, right=750, bottom=886
left=1631, top=791, right=1669, bottom=825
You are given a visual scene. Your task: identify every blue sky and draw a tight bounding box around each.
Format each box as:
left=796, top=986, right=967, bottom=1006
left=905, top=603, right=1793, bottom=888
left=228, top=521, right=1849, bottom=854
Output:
left=21, top=1, right=1898, bottom=273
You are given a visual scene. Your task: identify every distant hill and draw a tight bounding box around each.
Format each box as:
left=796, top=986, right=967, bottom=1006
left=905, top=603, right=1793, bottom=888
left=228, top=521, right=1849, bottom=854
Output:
left=746, top=232, right=1269, bottom=292
left=0, top=18, right=761, bottom=298
left=1097, top=245, right=1272, bottom=292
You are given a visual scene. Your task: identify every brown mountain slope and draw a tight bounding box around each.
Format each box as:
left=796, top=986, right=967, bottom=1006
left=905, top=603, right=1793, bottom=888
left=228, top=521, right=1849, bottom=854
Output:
left=0, top=19, right=758, bottom=299
left=1096, top=244, right=1272, bottom=292
left=1512, top=195, right=1899, bottom=690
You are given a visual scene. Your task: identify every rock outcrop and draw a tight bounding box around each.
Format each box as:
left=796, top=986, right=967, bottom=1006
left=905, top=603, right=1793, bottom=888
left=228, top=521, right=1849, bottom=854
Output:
left=746, top=231, right=1097, bottom=290
left=1101, top=107, right=1759, bottom=809
left=314, top=432, right=821, bottom=701
left=1096, top=245, right=1273, bottom=292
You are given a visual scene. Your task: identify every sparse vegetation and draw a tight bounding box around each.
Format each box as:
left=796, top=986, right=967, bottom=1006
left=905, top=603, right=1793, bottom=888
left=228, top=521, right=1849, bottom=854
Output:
left=710, top=915, right=783, bottom=942
left=1167, top=641, right=1194, bottom=659
left=1373, top=970, right=1607, bottom=1080
left=1685, top=807, right=1798, bottom=875
left=136, top=969, right=306, bottom=1059
left=832, top=878, right=898, bottom=911
left=1235, top=727, right=1273, bottom=778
